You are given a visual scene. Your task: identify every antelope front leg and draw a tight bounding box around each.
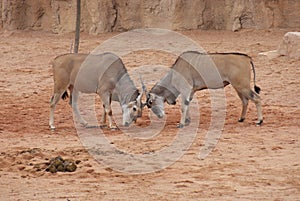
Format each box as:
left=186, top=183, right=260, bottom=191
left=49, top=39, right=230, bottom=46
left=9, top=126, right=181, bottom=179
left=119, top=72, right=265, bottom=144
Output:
left=100, top=104, right=107, bottom=128
left=185, top=91, right=194, bottom=126
left=49, top=106, right=56, bottom=130
left=178, top=97, right=190, bottom=128
left=72, top=90, right=88, bottom=127
left=100, top=93, right=117, bottom=130
left=105, top=105, right=117, bottom=129
left=49, top=93, right=61, bottom=130
left=185, top=106, right=191, bottom=125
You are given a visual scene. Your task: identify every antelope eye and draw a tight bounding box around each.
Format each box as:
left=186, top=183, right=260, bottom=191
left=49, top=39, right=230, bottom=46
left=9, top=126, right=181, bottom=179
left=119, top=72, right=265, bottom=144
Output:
left=149, top=100, right=153, bottom=105
left=133, top=106, right=137, bottom=112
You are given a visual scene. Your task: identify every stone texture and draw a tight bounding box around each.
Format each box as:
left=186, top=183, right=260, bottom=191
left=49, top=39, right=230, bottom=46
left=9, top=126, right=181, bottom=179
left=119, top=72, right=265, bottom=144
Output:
left=277, top=32, right=300, bottom=59
left=83, top=0, right=117, bottom=34
left=1, top=0, right=52, bottom=31
left=0, top=0, right=299, bottom=34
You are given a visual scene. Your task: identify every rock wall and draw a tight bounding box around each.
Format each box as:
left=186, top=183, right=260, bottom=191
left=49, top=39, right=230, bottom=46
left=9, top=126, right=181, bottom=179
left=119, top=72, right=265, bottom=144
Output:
left=1, top=0, right=299, bottom=34
left=1, top=0, right=53, bottom=31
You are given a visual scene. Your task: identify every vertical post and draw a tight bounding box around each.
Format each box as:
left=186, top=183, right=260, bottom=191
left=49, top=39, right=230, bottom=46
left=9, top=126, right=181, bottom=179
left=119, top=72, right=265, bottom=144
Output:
left=74, top=0, right=81, bottom=53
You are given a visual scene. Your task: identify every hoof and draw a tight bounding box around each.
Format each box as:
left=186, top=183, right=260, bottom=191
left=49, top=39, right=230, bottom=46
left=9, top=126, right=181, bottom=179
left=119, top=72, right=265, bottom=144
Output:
left=238, top=118, right=245, bottom=122
left=49, top=125, right=56, bottom=131
left=177, top=123, right=184, bottom=128
left=80, top=122, right=88, bottom=127
left=85, top=125, right=100, bottom=129
left=99, top=124, right=107, bottom=129
left=185, top=118, right=191, bottom=125
left=256, top=120, right=263, bottom=126
left=109, top=125, right=119, bottom=130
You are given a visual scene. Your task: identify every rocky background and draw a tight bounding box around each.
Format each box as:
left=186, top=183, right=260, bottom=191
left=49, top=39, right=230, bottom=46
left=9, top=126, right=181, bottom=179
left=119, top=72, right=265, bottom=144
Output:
left=1, top=0, right=300, bottom=34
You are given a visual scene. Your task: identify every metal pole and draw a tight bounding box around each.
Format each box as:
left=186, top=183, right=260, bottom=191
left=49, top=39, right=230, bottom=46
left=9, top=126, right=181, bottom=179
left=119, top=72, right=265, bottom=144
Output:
left=74, top=0, right=81, bottom=53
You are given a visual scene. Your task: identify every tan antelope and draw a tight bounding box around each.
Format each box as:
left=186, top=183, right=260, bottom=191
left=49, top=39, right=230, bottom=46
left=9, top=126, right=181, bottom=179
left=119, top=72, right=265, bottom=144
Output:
left=49, top=52, right=143, bottom=130
left=145, top=51, right=263, bottom=128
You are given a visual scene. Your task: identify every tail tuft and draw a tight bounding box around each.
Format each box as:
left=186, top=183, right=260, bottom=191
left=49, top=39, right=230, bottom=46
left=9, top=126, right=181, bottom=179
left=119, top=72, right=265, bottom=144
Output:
left=61, top=91, right=69, bottom=100
left=254, top=85, right=261, bottom=94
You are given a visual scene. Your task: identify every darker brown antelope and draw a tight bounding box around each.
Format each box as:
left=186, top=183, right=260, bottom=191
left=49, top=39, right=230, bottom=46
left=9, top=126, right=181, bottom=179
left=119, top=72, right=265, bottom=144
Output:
left=145, top=51, right=263, bottom=128
left=49, top=52, right=143, bottom=130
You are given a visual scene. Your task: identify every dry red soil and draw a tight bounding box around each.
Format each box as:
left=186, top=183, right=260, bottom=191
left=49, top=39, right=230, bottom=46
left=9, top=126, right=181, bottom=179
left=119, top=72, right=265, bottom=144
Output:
left=0, top=29, right=299, bottom=200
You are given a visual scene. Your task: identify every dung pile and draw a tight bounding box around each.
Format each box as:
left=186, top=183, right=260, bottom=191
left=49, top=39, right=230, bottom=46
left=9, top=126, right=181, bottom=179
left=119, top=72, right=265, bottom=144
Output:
left=45, top=156, right=80, bottom=173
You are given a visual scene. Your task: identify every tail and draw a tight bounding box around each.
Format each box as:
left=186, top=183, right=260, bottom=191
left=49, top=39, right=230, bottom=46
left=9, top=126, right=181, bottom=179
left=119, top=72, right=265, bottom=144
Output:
left=250, top=60, right=261, bottom=94
left=61, top=91, right=69, bottom=100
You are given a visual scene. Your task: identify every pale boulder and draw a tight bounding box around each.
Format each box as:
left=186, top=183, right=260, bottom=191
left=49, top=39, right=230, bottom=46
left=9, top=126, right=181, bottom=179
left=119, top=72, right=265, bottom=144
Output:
left=277, top=32, right=300, bottom=59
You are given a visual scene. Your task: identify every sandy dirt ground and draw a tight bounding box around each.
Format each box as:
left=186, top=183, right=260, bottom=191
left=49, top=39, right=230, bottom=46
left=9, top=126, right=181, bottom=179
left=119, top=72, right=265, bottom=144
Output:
left=0, top=29, right=299, bottom=201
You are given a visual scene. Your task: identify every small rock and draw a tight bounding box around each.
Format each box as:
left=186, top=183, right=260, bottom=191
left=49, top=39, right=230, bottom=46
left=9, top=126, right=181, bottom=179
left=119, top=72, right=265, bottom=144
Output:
left=258, top=50, right=280, bottom=59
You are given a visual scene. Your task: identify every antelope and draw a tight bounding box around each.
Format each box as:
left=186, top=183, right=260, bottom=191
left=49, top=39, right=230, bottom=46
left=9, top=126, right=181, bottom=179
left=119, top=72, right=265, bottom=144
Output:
left=49, top=52, right=143, bottom=130
left=145, top=51, right=263, bottom=128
